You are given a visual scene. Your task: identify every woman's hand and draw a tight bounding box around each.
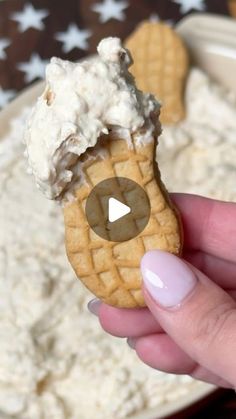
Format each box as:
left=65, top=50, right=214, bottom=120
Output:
left=88, top=194, right=236, bottom=389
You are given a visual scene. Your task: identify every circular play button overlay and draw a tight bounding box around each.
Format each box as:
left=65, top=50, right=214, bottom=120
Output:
left=85, top=177, right=151, bottom=242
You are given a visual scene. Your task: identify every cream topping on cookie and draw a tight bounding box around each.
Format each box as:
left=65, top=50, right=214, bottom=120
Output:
left=24, top=37, right=160, bottom=200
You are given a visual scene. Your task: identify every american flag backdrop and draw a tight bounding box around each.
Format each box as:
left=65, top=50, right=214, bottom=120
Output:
left=0, top=0, right=233, bottom=109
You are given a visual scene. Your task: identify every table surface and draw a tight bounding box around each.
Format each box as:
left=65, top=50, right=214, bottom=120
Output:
left=0, top=0, right=236, bottom=417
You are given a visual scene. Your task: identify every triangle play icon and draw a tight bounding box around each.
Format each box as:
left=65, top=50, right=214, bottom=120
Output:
left=108, top=197, right=131, bottom=223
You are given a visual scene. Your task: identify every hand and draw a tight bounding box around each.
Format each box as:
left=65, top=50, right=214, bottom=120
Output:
left=88, top=194, right=236, bottom=389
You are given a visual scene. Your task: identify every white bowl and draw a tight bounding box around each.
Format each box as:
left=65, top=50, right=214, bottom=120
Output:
left=0, top=71, right=216, bottom=419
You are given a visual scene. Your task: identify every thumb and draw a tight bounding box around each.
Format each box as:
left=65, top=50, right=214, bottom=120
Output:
left=141, top=250, right=236, bottom=388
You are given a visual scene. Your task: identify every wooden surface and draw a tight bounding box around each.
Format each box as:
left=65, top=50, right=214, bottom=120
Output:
left=187, top=389, right=236, bottom=419
left=0, top=0, right=235, bottom=417
left=170, top=389, right=236, bottom=418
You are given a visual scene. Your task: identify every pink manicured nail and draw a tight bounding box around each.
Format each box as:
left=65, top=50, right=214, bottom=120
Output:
left=87, top=298, right=101, bottom=315
left=141, top=250, right=197, bottom=308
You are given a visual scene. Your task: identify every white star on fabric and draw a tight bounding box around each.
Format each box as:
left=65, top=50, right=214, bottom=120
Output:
left=11, top=3, right=49, bottom=32
left=0, top=87, right=16, bottom=108
left=55, top=24, right=92, bottom=53
left=92, top=0, right=129, bottom=23
left=17, top=53, right=49, bottom=83
left=172, top=0, right=205, bottom=13
left=0, top=38, right=11, bottom=60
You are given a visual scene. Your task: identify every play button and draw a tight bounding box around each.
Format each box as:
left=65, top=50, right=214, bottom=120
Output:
left=108, top=197, right=131, bottom=222
left=85, top=177, right=150, bottom=242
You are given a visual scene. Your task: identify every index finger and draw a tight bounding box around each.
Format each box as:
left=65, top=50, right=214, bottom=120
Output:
left=171, top=193, right=236, bottom=263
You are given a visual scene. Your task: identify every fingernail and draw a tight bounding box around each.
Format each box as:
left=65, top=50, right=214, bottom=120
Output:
left=127, top=337, right=137, bottom=349
left=141, top=250, right=197, bottom=308
left=87, top=298, right=101, bottom=316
